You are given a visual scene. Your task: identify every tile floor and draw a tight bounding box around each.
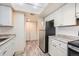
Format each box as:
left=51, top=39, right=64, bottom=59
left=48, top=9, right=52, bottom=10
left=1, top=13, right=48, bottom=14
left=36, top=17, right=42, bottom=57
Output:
left=26, top=40, right=49, bottom=56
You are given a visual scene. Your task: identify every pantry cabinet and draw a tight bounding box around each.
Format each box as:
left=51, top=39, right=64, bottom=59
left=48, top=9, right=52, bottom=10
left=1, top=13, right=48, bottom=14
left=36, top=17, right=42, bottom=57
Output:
left=0, top=6, right=13, bottom=26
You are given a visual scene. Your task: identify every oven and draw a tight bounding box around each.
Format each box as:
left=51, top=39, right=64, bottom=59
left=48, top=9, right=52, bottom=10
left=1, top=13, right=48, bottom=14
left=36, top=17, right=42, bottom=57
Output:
left=68, top=45, right=79, bottom=56
left=68, top=40, right=79, bottom=56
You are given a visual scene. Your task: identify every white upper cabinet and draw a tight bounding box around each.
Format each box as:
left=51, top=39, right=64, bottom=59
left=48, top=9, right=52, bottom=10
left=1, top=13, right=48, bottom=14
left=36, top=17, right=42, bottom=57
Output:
left=76, top=3, right=79, bottom=18
left=62, top=3, right=76, bottom=26
left=54, top=7, right=64, bottom=26
left=0, top=6, right=12, bottom=26
left=55, top=3, right=76, bottom=26
left=76, top=3, right=79, bottom=14
left=45, top=3, right=76, bottom=26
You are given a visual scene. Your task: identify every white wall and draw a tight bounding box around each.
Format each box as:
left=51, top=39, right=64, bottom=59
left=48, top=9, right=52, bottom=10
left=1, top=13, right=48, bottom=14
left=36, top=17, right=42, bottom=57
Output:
left=13, top=12, right=26, bottom=52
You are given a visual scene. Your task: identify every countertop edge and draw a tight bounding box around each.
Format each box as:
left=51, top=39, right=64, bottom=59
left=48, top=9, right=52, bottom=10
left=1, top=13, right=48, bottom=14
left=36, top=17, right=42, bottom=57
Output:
left=0, top=35, right=15, bottom=46
left=49, top=35, right=79, bottom=44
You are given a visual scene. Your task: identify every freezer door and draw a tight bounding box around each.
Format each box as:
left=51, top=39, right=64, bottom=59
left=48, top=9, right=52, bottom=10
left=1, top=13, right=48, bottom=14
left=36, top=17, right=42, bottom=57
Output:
left=39, top=30, right=45, bottom=52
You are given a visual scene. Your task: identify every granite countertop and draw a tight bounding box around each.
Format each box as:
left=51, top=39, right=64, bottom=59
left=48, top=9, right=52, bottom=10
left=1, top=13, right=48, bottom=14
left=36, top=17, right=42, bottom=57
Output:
left=49, top=34, right=79, bottom=43
left=0, top=34, right=16, bottom=46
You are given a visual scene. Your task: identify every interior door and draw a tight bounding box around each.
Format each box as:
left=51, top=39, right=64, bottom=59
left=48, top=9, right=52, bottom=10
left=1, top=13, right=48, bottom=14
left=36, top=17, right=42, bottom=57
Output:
left=26, top=22, right=37, bottom=40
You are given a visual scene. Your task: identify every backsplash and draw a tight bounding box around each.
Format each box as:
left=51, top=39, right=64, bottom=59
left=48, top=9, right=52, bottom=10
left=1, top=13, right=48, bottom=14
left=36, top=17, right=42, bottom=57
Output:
left=56, top=26, right=79, bottom=36
left=0, top=27, right=15, bottom=34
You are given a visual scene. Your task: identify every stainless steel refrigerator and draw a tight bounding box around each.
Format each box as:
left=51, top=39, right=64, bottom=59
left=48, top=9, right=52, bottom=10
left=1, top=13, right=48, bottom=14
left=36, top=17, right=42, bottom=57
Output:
left=39, top=20, right=55, bottom=53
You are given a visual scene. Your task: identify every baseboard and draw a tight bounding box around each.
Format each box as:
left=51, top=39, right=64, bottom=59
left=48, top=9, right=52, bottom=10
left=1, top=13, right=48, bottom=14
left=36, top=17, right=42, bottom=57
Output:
left=14, top=51, right=24, bottom=56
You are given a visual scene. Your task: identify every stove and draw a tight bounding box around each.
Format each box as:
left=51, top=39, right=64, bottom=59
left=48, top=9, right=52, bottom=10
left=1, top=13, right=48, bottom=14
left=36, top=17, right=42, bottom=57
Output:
left=68, top=40, right=79, bottom=47
left=68, top=40, right=79, bottom=56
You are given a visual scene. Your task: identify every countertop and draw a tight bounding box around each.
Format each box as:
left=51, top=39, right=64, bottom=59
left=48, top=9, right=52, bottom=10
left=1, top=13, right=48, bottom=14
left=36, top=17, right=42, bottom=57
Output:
left=0, top=34, right=16, bottom=46
left=49, top=34, right=79, bottom=44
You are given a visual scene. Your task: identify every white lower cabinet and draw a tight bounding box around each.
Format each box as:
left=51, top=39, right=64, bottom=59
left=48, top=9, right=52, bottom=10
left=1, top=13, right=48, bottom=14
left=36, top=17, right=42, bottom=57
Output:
left=49, top=36, right=67, bottom=56
left=54, top=45, right=67, bottom=56
left=0, top=37, right=15, bottom=56
left=3, top=41, right=15, bottom=56
left=49, top=40, right=55, bottom=56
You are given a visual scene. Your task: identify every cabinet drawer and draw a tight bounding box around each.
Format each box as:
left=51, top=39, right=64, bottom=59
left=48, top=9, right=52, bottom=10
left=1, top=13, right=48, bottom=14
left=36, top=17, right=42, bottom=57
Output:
left=52, top=39, right=67, bottom=50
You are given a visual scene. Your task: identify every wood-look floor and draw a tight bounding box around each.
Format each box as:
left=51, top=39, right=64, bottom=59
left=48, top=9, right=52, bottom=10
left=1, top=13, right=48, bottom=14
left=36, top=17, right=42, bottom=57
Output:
left=26, top=40, right=49, bottom=56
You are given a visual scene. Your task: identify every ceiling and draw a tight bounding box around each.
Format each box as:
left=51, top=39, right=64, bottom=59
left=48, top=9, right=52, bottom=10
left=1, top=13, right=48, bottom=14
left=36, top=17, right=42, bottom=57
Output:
left=11, top=3, right=48, bottom=15
left=0, top=3, right=64, bottom=17
left=39, top=3, right=64, bottom=17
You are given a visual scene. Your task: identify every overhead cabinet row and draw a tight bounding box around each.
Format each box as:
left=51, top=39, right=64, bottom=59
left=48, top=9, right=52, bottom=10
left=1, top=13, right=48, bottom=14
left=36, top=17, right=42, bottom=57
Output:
left=45, top=3, right=79, bottom=26
left=55, top=3, right=76, bottom=26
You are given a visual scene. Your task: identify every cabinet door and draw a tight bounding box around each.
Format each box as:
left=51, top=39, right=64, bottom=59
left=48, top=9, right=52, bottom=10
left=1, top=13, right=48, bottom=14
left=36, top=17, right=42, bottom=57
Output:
left=76, top=3, right=79, bottom=13
left=4, top=38, right=15, bottom=56
left=53, top=39, right=67, bottom=56
left=76, top=3, right=79, bottom=18
left=6, top=40, right=15, bottom=56
left=0, top=6, right=12, bottom=26
left=0, top=38, right=15, bottom=56
left=49, top=44, right=55, bottom=56
left=49, top=37, right=55, bottom=56
left=54, top=8, right=63, bottom=26
left=3, top=42, right=15, bottom=56
left=49, top=37, right=67, bottom=56
left=54, top=45, right=67, bottom=56
left=62, top=4, right=76, bottom=26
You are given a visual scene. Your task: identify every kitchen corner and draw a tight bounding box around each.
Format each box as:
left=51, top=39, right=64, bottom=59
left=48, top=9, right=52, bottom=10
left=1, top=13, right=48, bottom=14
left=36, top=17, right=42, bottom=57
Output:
left=0, top=4, right=26, bottom=56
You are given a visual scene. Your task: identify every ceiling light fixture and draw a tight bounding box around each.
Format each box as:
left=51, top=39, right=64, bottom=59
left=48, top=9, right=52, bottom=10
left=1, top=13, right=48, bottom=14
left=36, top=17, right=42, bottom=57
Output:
left=33, top=5, right=38, bottom=9
left=31, top=3, right=40, bottom=9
